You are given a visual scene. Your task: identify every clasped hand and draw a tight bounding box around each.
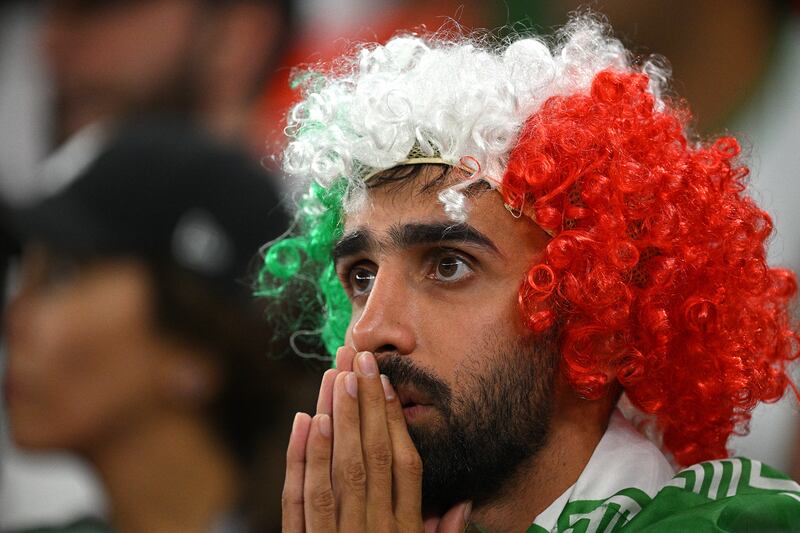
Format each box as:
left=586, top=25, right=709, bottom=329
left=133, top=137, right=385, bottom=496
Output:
left=282, top=346, right=471, bottom=532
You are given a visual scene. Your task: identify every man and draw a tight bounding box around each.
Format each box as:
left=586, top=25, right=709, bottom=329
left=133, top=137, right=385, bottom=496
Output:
left=260, top=17, right=800, bottom=532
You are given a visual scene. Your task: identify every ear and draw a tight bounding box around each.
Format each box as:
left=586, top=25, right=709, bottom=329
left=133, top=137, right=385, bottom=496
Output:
left=552, top=368, right=619, bottom=437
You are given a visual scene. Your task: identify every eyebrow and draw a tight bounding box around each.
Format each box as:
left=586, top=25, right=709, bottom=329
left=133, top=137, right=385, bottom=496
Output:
left=332, top=230, right=376, bottom=261
left=332, top=222, right=501, bottom=263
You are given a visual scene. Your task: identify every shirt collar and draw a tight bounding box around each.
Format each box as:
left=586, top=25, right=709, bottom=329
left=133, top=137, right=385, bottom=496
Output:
left=532, top=409, right=675, bottom=531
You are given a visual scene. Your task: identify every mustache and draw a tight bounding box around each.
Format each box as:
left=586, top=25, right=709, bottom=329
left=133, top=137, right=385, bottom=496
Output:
left=377, top=354, right=451, bottom=407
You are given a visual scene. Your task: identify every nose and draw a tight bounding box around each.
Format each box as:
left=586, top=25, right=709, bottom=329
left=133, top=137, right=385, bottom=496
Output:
left=349, top=268, right=416, bottom=356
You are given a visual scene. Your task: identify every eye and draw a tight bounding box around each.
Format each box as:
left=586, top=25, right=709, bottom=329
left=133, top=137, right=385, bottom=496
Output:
left=348, top=265, right=376, bottom=296
left=431, top=254, right=473, bottom=282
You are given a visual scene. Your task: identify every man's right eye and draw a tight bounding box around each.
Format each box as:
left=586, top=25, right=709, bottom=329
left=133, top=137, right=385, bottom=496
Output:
left=348, top=266, right=376, bottom=296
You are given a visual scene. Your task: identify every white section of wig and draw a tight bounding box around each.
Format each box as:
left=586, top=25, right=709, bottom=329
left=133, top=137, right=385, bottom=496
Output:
left=283, top=16, right=668, bottom=220
left=438, top=186, right=469, bottom=224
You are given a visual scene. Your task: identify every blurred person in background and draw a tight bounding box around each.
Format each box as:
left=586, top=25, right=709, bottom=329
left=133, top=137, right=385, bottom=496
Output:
left=2, top=120, right=300, bottom=533
left=0, top=0, right=300, bottom=527
left=42, top=0, right=295, bottom=150
left=0, top=0, right=295, bottom=205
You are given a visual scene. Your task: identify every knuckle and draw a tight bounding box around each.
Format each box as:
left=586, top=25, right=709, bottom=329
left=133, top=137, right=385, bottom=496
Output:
left=339, top=459, right=367, bottom=489
left=308, top=486, right=336, bottom=517
left=365, top=442, right=393, bottom=469
left=396, top=448, right=423, bottom=478
left=281, top=487, right=303, bottom=507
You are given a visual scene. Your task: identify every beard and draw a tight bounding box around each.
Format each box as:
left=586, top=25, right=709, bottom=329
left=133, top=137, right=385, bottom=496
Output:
left=378, top=329, right=558, bottom=513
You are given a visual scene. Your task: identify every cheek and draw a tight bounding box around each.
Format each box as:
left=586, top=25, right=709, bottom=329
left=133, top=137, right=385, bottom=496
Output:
left=414, top=285, right=525, bottom=372
left=7, top=294, right=159, bottom=451
left=402, top=316, right=467, bottom=394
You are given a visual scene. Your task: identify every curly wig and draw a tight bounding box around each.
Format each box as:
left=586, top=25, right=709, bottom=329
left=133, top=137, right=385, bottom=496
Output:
left=503, top=69, right=798, bottom=466
left=259, top=17, right=799, bottom=466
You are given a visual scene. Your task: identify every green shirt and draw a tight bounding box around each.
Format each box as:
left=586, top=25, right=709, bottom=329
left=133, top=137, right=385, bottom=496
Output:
left=528, top=411, right=800, bottom=532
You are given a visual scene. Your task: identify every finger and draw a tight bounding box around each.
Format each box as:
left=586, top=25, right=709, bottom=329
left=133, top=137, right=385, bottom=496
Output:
left=382, top=376, right=424, bottom=528
left=331, top=371, right=366, bottom=530
left=436, top=502, right=472, bottom=533
left=336, top=345, right=357, bottom=372
left=424, top=518, right=439, bottom=533
left=354, top=352, right=394, bottom=525
left=303, top=414, right=335, bottom=533
left=283, top=412, right=311, bottom=533
left=316, top=368, right=338, bottom=416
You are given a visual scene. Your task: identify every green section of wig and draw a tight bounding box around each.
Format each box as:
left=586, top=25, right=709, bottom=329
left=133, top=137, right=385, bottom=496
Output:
left=256, top=178, right=351, bottom=364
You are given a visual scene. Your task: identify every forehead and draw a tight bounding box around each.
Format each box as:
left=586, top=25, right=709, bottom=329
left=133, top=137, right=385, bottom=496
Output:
left=342, top=166, right=549, bottom=254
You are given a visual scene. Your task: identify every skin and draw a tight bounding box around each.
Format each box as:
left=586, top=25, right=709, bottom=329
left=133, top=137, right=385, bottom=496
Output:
left=41, top=0, right=280, bottom=143
left=4, top=246, right=238, bottom=533
left=284, top=168, right=616, bottom=532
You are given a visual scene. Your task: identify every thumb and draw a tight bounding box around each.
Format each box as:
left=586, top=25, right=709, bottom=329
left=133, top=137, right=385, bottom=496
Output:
left=436, top=501, right=472, bottom=533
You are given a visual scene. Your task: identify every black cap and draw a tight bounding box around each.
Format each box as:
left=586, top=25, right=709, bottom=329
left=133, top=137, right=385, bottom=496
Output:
left=4, top=119, right=288, bottom=298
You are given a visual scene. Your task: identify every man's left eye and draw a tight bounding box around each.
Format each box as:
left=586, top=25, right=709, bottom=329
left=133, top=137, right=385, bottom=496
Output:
left=431, top=255, right=473, bottom=282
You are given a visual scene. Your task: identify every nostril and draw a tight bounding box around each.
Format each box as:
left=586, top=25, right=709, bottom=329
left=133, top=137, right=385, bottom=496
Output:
left=375, top=344, right=397, bottom=354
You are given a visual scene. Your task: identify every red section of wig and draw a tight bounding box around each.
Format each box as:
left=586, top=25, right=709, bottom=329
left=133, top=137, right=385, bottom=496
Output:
left=502, top=70, right=799, bottom=466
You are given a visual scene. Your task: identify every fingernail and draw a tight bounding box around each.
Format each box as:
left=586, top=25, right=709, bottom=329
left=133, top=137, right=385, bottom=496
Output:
left=344, top=372, right=358, bottom=398
left=317, top=414, right=331, bottom=438
left=292, top=412, right=303, bottom=433
left=380, top=374, right=395, bottom=400
left=334, top=347, right=346, bottom=369
left=357, top=352, right=378, bottom=377
left=463, top=501, right=472, bottom=523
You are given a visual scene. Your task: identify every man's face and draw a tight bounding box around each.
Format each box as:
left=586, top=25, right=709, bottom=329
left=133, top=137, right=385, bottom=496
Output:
left=4, top=247, right=184, bottom=452
left=335, top=167, right=557, bottom=511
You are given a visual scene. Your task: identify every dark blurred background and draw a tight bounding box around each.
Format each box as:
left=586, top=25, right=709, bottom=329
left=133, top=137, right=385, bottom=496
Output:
left=0, top=0, right=798, bottom=529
